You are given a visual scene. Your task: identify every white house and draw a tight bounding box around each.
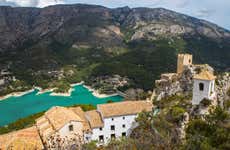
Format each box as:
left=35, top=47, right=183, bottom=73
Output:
left=86, top=101, right=153, bottom=144
left=36, top=107, right=88, bottom=149
left=36, top=101, right=153, bottom=148
left=192, top=70, right=216, bottom=105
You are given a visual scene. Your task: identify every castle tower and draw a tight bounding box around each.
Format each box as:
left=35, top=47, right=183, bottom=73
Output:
left=192, top=70, right=216, bottom=105
left=177, top=54, right=193, bottom=74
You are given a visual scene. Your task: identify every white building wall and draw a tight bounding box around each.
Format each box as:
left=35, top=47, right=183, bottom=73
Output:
left=0, top=79, right=5, bottom=85
left=58, top=121, right=83, bottom=138
left=90, top=114, right=137, bottom=144
left=192, top=79, right=215, bottom=105
left=84, top=132, right=92, bottom=143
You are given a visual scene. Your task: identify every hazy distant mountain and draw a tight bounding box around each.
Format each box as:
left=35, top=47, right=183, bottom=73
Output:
left=0, top=4, right=229, bottom=90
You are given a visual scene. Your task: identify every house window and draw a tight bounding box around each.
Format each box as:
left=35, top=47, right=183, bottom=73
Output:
left=123, top=116, right=125, bottom=120
left=111, top=134, right=116, bottom=139
left=69, top=125, right=73, bottom=131
left=111, top=125, right=115, bottom=131
left=199, top=83, right=204, bottom=91
left=122, top=132, right=126, bottom=137
left=122, top=124, right=125, bottom=128
left=99, top=135, right=104, bottom=142
left=99, top=127, right=103, bottom=131
left=111, top=118, right=114, bottom=121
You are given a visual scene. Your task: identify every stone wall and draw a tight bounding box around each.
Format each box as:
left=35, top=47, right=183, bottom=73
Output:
left=45, top=132, right=83, bottom=150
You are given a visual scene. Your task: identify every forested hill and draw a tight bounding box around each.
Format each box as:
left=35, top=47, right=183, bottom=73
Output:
left=0, top=4, right=230, bottom=91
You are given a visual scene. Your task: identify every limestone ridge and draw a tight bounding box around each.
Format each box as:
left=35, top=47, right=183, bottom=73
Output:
left=0, top=5, right=229, bottom=52
left=0, top=5, right=229, bottom=65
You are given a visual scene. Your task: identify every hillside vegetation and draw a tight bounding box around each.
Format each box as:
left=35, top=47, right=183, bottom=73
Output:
left=0, top=5, right=230, bottom=94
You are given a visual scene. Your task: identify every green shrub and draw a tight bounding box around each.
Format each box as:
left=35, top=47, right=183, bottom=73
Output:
left=107, top=100, right=113, bottom=103
left=200, top=98, right=212, bottom=107
left=105, top=138, right=137, bottom=150
left=223, top=99, right=230, bottom=109
left=184, top=107, right=230, bottom=150
left=186, top=119, right=212, bottom=136
left=82, top=141, right=97, bottom=150
left=170, top=106, right=186, bottom=123
left=53, top=81, right=71, bottom=93
left=67, top=104, right=96, bottom=111
left=227, top=88, right=230, bottom=97
left=0, top=111, right=44, bottom=135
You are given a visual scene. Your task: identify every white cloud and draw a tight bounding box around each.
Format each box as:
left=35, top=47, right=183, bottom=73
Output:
left=37, top=0, right=65, bottom=7
left=7, top=0, right=37, bottom=7
left=0, top=0, right=65, bottom=7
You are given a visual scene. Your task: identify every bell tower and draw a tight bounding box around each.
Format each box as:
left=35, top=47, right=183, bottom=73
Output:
left=192, top=70, right=216, bottom=105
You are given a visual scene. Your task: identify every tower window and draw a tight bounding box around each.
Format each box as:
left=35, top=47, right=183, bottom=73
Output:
left=69, top=125, right=73, bottom=131
left=111, top=125, right=115, bottom=130
left=199, top=83, right=204, bottom=91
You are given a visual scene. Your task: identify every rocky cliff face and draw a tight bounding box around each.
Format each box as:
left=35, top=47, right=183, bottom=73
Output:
left=216, top=73, right=230, bottom=105
left=118, top=8, right=230, bottom=40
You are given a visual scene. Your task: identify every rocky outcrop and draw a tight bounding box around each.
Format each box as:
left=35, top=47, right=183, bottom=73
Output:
left=178, top=112, right=189, bottom=139
left=121, top=8, right=230, bottom=40
left=153, top=73, right=181, bottom=100
left=131, top=23, right=186, bottom=40
left=152, top=64, right=214, bottom=101
left=216, top=72, right=230, bottom=106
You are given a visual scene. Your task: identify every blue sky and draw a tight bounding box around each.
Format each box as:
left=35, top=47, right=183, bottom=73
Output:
left=0, top=0, right=229, bottom=30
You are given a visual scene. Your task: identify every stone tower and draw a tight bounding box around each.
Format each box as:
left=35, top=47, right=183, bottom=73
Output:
left=177, top=54, right=193, bottom=74
left=192, top=70, right=216, bottom=105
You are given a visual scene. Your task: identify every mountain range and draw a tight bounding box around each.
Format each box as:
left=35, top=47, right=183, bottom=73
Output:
left=0, top=4, right=230, bottom=90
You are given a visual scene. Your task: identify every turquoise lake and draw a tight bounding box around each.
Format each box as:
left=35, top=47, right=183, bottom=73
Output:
left=0, top=85, right=123, bottom=126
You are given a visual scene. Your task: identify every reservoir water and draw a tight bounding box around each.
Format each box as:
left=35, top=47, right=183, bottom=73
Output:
left=0, top=85, right=123, bottom=126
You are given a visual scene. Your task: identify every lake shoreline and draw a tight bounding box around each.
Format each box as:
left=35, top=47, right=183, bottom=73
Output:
left=0, top=89, right=35, bottom=101
left=0, top=83, right=123, bottom=127
left=0, top=82, right=85, bottom=101
left=83, top=85, right=118, bottom=98
left=50, top=88, right=74, bottom=97
left=0, top=81, right=119, bottom=101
